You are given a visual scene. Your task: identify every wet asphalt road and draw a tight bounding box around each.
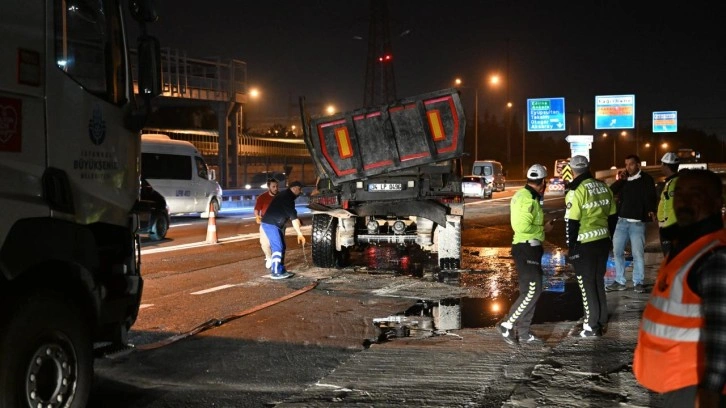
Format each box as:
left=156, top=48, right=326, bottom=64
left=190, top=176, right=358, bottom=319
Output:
left=89, top=192, right=662, bottom=407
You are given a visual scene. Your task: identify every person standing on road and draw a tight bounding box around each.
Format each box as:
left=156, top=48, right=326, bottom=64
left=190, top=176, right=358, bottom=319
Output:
left=633, top=169, right=726, bottom=407
left=565, top=155, right=618, bottom=338
left=254, top=178, right=279, bottom=269
left=607, top=154, right=658, bottom=293
left=496, top=164, right=554, bottom=345
left=261, top=181, right=306, bottom=279
left=657, top=152, right=680, bottom=256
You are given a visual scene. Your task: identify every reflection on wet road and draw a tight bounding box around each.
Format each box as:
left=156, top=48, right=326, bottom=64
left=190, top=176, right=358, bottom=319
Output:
left=370, top=243, right=634, bottom=334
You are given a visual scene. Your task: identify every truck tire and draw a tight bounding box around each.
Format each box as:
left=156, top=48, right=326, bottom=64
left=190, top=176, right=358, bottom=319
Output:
left=149, top=211, right=169, bottom=241
left=312, top=214, right=338, bottom=268
left=0, top=292, right=93, bottom=408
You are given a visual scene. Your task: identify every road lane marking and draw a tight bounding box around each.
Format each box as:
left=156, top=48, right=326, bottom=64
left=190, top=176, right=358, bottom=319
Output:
left=191, top=284, right=237, bottom=295
left=140, top=304, right=154, bottom=309
left=141, top=226, right=313, bottom=255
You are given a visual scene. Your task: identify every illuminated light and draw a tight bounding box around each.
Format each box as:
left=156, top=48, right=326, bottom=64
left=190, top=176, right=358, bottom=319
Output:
left=367, top=220, right=379, bottom=234
left=400, top=255, right=410, bottom=272
left=334, top=127, right=353, bottom=158
left=392, top=220, right=406, bottom=234
left=427, top=110, right=445, bottom=141
left=491, top=301, right=502, bottom=313
left=310, top=194, right=339, bottom=207
left=407, top=180, right=415, bottom=188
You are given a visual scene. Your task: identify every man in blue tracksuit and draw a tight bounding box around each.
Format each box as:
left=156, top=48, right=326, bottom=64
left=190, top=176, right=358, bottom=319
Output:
left=260, top=181, right=306, bottom=279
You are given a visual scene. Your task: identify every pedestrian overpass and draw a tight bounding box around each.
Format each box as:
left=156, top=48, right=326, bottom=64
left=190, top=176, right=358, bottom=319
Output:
left=133, top=48, right=314, bottom=188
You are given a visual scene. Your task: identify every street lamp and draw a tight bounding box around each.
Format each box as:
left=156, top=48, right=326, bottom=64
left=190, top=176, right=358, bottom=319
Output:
left=603, top=131, right=629, bottom=167
left=645, top=141, right=669, bottom=165
left=454, top=77, right=480, bottom=161
left=244, top=87, right=261, bottom=134
left=455, top=75, right=503, bottom=162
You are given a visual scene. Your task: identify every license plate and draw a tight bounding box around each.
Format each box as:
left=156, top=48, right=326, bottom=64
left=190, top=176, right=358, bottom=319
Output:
left=368, top=183, right=402, bottom=191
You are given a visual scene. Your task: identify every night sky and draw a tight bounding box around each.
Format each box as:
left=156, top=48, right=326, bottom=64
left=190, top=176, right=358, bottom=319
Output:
left=147, top=1, right=726, bottom=135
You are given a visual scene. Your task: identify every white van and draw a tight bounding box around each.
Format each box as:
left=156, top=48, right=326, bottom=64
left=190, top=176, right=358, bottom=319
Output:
left=141, top=134, right=223, bottom=217
left=472, top=160, right=506, bottom=192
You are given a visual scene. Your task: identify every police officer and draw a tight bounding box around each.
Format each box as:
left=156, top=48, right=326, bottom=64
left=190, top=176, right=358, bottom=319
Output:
left=565, top=156, right=618, bottom=337
left=657, top=152, right=680, bottom=255
left=496, top=164, right=554, bottom=345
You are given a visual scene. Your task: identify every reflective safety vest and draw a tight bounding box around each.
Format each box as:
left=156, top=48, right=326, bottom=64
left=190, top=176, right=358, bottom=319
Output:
left=657, top=175, right=678, bottom=228
left=510, top=186, right=544, bottom=244
left=633, top=228, right=726, bottom=393
left=565, top=177, right=616, bottom=243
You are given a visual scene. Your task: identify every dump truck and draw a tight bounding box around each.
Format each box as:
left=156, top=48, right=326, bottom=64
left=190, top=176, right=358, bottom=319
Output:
left=0, top=1, right=160, bottom=406
left=301, top=88, right=466, bottom=270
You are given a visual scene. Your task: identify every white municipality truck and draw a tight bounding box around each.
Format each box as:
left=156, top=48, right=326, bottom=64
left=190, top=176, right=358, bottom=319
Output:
left=0, top=0, right=160, bottom=406
left=302, top=88, right=466, bottom=270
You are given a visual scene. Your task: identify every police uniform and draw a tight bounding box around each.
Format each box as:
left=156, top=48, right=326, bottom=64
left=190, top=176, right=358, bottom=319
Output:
left=565, top=171, right=617, bottom=336
left=658, top=174, right=678, bottom=255
left=500, top=184, right=546, bottom=339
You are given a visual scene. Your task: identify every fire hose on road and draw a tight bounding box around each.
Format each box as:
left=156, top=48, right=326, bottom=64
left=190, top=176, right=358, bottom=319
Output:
left=136, top=281, right=318, bottom=351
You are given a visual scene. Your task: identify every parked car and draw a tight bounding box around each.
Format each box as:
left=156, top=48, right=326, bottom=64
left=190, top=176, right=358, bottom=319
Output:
left=461, top=175, right=493, bottom=199
left=472, top=159, right=506, bottom=191
left=135, top=178, right=170, bottom=241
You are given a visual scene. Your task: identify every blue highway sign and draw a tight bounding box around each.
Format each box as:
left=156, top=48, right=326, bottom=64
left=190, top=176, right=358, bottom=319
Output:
left=595, top=94, right=635, bottom=129
left=527, top=97, right=566, bottom=132
left=652, top=111, right=677, bottom=133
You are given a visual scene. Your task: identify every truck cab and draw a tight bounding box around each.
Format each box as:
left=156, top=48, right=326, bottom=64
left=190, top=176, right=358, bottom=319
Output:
left=0, top=1, right=160, bottom=406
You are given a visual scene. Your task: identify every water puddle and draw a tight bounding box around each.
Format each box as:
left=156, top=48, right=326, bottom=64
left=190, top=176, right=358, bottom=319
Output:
left=368, top=243, right=647, bottom=341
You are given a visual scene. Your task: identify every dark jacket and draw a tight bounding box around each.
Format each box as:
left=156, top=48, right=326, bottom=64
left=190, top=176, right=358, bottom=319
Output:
left=261, top=188, right=300, bottom=228
left=609, top=170, right=657, bottom=222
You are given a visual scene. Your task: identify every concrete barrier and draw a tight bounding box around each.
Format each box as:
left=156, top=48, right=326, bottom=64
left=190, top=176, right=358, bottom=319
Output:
left=221, top=187, right=314, bottom=209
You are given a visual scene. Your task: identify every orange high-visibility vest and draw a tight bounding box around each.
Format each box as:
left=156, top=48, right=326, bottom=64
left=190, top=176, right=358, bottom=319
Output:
left=633, top=229, right=726, bottom=393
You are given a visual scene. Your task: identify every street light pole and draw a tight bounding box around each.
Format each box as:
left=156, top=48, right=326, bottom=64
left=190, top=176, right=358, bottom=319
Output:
left=521, top=111, right=526, bottom=177
left=505, top=38, right=511, bottom=164
left=475, top=90, right=478, bottom=161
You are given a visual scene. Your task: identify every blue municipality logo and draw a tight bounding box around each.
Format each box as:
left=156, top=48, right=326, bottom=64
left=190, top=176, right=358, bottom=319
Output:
left=88, top=105, right=106, bottom=145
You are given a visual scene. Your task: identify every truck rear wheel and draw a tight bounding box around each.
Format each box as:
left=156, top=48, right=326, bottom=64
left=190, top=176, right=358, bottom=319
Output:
left=0, top=292, right=93, bottom=408
left=312, top=214, right=340, bottom=268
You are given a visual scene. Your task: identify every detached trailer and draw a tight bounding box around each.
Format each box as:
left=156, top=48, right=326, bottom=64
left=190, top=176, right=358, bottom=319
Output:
left=301, top=88, right=466, bottom=270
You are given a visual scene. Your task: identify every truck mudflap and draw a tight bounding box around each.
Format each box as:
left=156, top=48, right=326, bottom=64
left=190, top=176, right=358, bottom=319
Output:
left=436, top=214, right=462, bottom=269
left=303, top=88, right=466, bottom=185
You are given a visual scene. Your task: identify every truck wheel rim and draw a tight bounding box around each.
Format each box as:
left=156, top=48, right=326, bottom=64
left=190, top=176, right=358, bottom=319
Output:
left=25, top=341, right=75, bottom=407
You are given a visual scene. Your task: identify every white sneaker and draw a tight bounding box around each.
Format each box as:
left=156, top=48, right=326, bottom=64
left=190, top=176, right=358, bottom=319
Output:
left=265, top=258, right=272, bottom=269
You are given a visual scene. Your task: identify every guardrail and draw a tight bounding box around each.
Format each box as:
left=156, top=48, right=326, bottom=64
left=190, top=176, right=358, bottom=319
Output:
left=221, top=163, right=722, bottom=209
left=222, top=187, right=315, bottom=208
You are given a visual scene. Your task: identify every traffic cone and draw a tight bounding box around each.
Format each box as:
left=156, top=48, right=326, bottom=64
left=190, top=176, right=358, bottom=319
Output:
left=205, top=202, right=218, bottom=244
